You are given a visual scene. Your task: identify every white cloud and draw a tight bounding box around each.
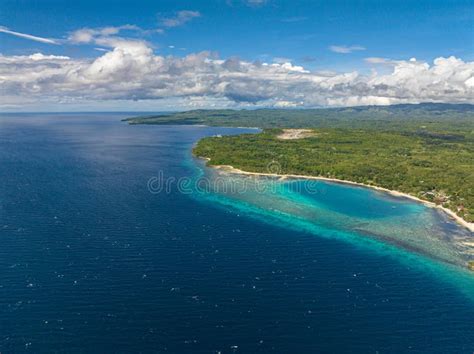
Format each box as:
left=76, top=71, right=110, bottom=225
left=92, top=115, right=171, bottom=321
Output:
left=0, top=39, right=473, bottom=110
left=329, top=45, right=366, bottom=54
left=274, top=100, right=303, bottom=108
left=0, top=26, right=58, bottom=44
left=246, top=0, right=268, bottom=6
left=365, top=57, right=392, bottom=64
left=68, top=25, right=140, bottom=44
left=28, top=53, right=70, bottom=60
left=160, top=11, right=201, bottom=28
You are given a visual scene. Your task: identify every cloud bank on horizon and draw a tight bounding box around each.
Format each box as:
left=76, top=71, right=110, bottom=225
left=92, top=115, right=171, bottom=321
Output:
left=2, top=38, right=473, bottom=110
left=0, top=2, right=473, bottom=111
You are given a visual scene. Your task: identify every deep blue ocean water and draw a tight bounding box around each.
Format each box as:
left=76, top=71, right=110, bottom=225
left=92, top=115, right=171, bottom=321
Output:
left=0, top=113, right=473, bottom=353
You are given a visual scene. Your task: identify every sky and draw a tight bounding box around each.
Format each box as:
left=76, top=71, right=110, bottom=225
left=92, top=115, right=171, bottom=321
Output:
left=0, top=0, right=473, bottom=111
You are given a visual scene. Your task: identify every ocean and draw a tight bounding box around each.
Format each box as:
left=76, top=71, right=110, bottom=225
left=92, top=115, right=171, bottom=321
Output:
left=0, top=113, right=473, bottom=353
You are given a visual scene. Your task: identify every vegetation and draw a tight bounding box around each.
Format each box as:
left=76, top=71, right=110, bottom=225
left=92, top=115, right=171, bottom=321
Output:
left=125, top=103, right=474, bottom=132
left=126, top=103, right=474, bottom=223
left=194, top=127, right=474, bottom=223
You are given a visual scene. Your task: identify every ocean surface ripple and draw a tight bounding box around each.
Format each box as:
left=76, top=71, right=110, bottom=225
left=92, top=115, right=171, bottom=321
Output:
left=0, top=113, right=473, bottom=353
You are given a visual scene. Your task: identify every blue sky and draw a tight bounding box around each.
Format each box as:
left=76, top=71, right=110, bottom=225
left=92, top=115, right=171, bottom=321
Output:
left=1, top=0, right=473, bottom=111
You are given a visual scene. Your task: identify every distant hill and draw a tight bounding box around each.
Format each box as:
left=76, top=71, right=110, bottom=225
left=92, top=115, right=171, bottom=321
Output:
left=124, top=103, right=474, bottom=131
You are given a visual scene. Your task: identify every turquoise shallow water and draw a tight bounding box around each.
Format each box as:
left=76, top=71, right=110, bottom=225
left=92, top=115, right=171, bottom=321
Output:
left=0, top=113, right=473, bottom=353
left=192, top=161, right=474, bottom=296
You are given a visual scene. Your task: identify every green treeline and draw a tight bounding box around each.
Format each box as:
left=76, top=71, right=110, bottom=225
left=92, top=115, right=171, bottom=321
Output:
left=193, top=128, right=474, bottom=223
left=125, top=103, right=474, bottom=132
left=125, top=103, right=474, bottom=223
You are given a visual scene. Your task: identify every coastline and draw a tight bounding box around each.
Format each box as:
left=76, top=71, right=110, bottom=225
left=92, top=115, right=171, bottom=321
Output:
left=203, top=160, right=474, bottom=233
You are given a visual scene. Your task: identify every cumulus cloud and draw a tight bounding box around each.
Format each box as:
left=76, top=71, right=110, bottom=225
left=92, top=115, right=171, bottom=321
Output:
left=0, top=26, right=58, bottom=44
left=330, top=45, right=366, bottom=54
left=1, top=40, right=473, bottom=109
left=160, top=11, right=201, bottom=28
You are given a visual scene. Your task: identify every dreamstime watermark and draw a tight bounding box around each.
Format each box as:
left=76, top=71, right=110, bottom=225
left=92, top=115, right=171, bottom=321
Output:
left=147, top=161, right=325, bottom=196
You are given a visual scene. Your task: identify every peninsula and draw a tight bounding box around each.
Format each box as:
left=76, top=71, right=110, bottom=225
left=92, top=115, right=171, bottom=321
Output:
left=126, top=103, right=474, bottom=228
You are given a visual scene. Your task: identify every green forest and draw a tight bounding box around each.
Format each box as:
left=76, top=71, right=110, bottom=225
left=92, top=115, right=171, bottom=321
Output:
left=194, top=128, right=474, bottom=223
left=126, top=103, right=474, bottom=223
left=125, top=103, right=474, bottom=132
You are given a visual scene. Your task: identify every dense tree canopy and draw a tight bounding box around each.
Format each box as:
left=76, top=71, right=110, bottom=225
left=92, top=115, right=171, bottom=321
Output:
left=127, top=104, right=474, bottom=223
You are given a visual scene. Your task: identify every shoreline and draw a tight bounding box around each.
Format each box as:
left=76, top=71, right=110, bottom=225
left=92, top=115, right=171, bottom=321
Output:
left=203, top=161, right=474, bottom=233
